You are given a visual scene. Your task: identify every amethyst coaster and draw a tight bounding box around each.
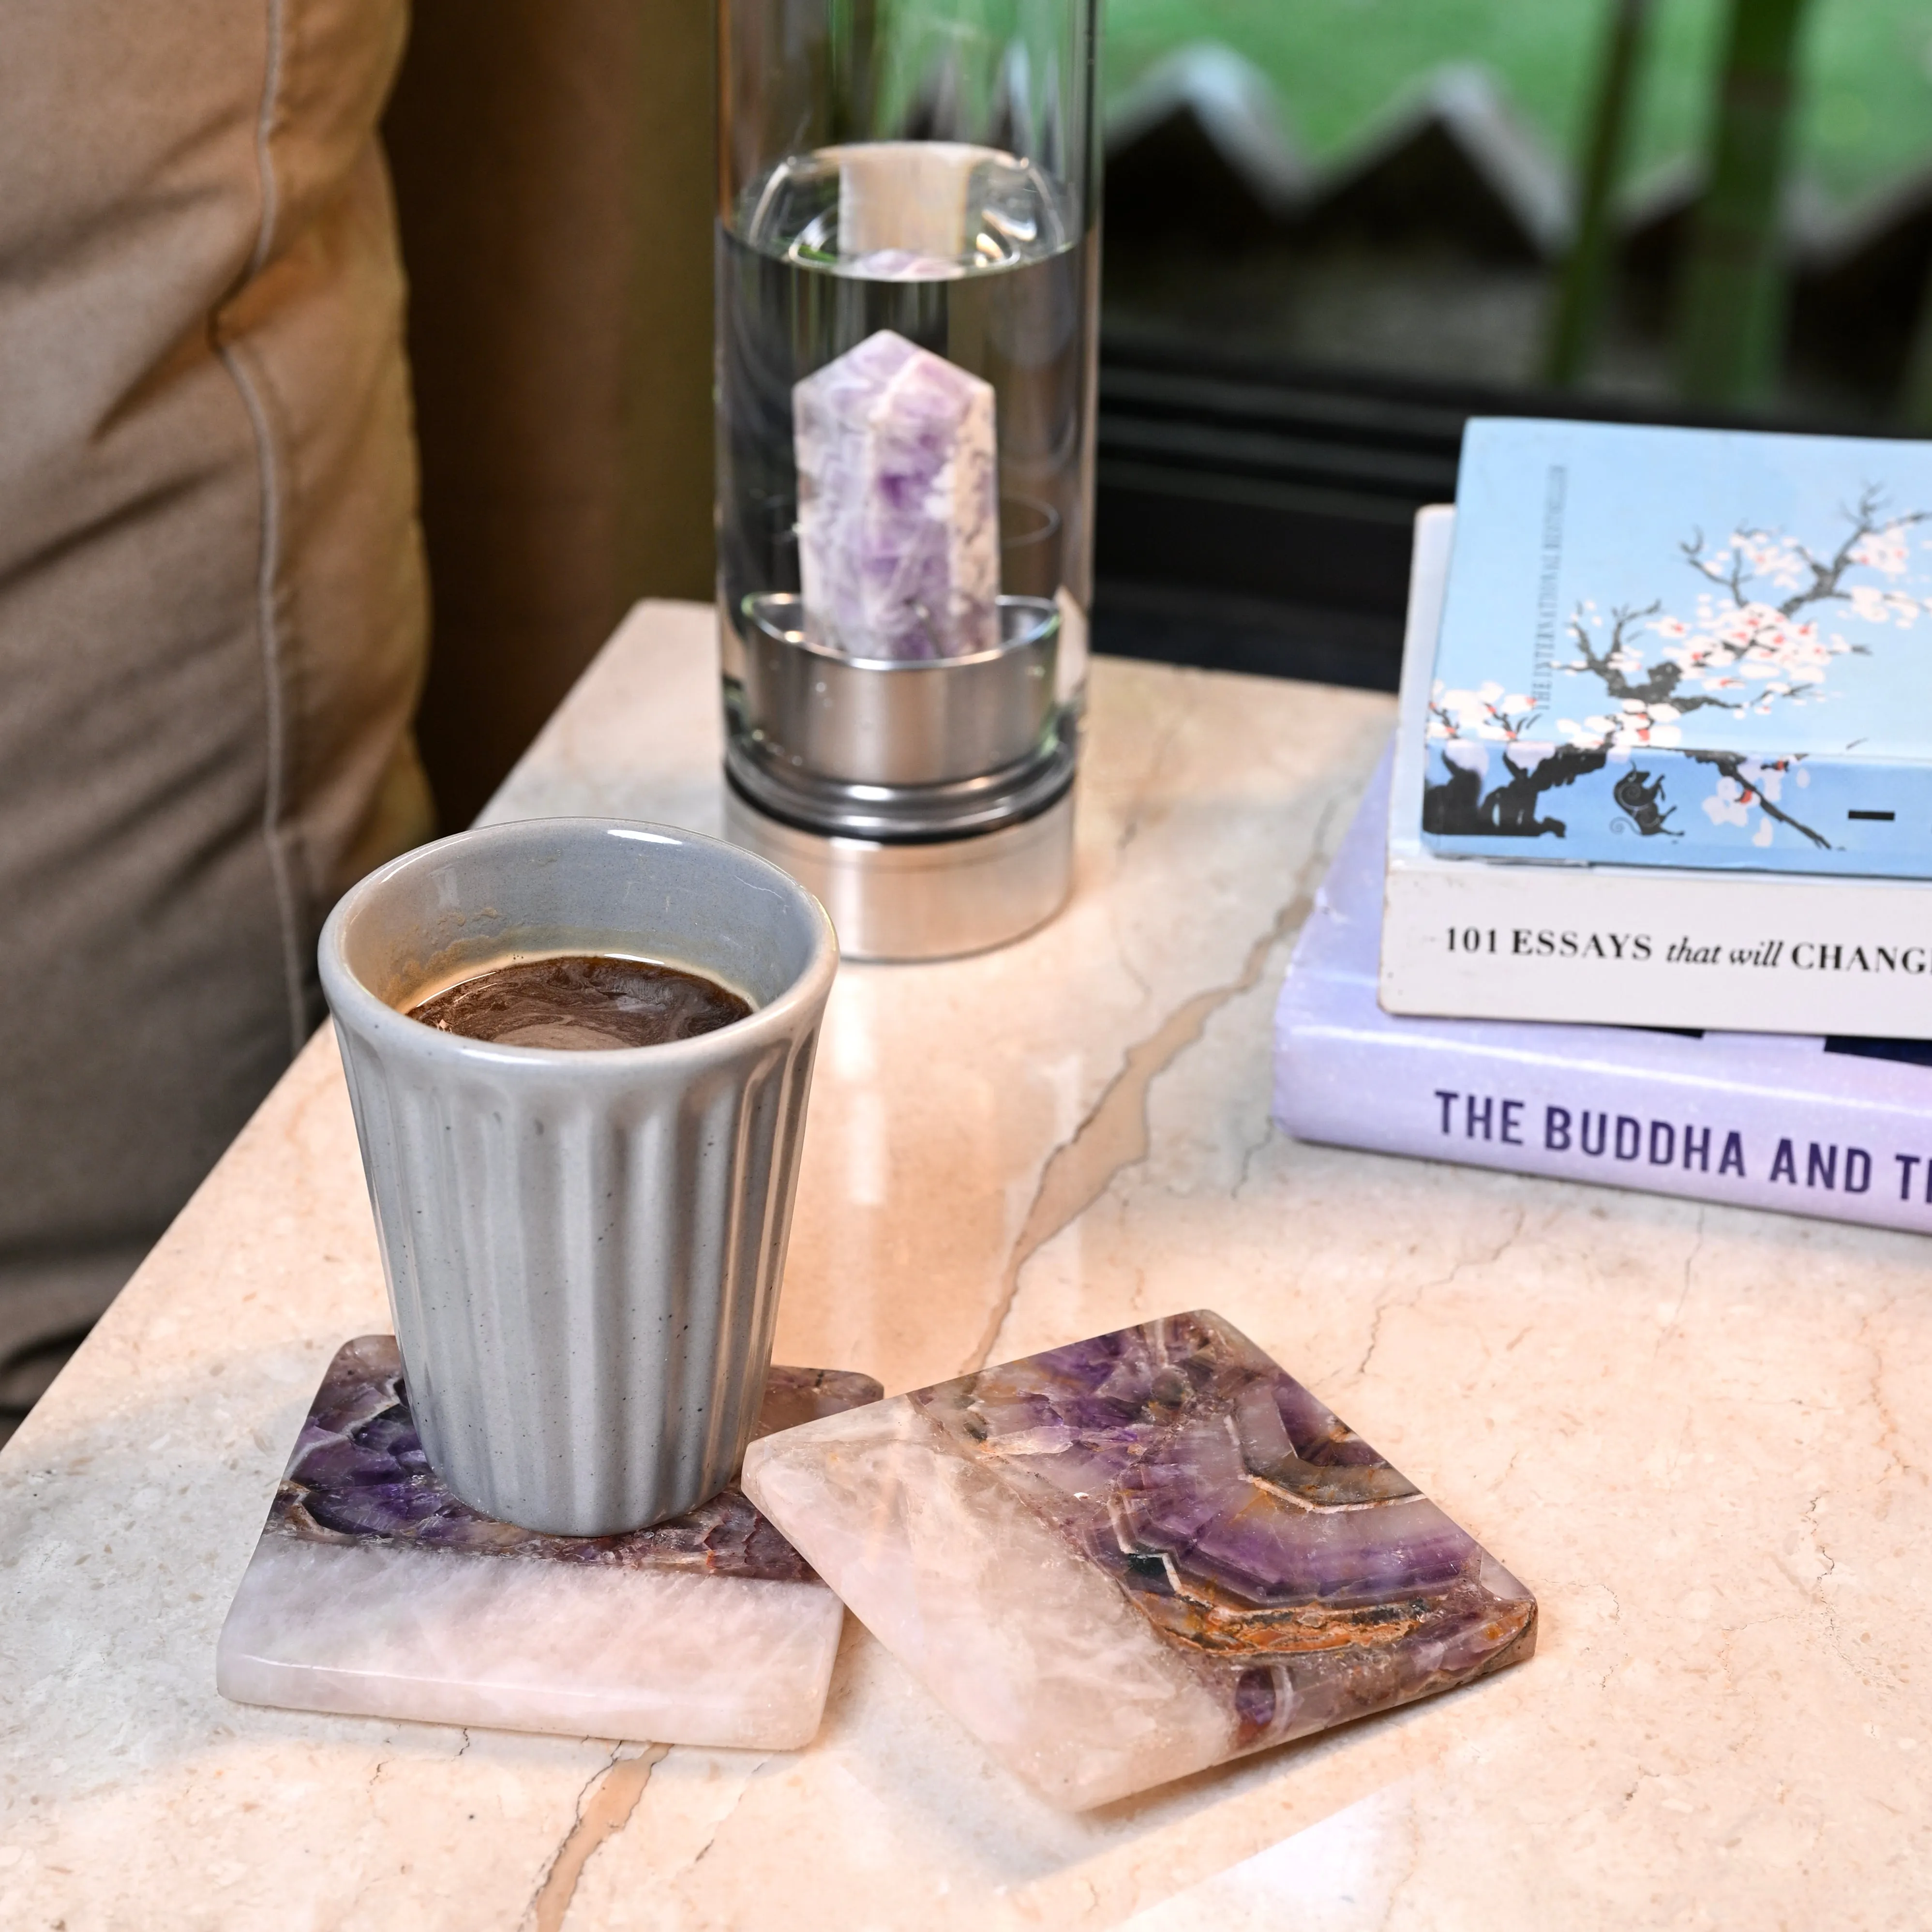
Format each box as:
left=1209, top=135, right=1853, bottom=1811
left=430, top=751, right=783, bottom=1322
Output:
left=218, top=1338, right=882, bottom=1749
left=743, top=1310, right=1535, bottom=1809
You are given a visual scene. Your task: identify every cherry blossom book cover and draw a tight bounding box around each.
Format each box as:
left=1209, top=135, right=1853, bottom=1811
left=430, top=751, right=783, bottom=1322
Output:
left=1382, top=509, right=1932, bottom=1036
left=1289, top=752, right=1932, bottom=1235
left=1423, top=419, right=1932, bottom=877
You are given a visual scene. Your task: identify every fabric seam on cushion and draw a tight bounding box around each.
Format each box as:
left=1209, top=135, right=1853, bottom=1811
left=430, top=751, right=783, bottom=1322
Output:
left=214, top=0, right=307, bottom=1062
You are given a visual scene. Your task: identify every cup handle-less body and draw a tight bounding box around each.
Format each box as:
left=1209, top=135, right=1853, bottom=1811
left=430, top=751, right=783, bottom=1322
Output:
left=320, top=818, right=837, bottom=1537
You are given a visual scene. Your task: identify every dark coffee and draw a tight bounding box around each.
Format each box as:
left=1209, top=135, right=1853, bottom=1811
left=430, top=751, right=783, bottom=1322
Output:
left=407, top=954, right=751, bottom=1051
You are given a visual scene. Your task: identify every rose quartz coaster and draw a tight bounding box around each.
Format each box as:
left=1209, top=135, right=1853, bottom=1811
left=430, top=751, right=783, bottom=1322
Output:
left=218, top=1336, right=880, bottom=1749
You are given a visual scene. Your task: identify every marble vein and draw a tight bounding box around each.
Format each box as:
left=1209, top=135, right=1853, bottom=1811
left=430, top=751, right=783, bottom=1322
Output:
left=1356, top=1206, right=1528, bottom=1382
left=973, top=819, right=1341, bottom=1373
left=526, top=1744, right=667, bottom=1932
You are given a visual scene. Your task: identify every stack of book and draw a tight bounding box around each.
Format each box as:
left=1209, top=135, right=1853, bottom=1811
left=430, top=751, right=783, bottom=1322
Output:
left=1274, top=419, right=1932, bottom=1233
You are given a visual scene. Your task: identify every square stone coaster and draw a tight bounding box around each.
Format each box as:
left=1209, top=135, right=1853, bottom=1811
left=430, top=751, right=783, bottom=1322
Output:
left=743, top=1309, right=1535, bottom=1808
left=218, top=1336, right=882, bottom=1750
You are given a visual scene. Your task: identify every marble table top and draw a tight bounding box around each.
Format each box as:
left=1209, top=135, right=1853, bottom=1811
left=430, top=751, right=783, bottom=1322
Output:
left=4, top=601, right=1929, bottom=1930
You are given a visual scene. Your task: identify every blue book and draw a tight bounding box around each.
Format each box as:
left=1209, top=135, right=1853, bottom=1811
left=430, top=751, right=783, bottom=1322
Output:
left=1423, top=419, right=1932, bottom=877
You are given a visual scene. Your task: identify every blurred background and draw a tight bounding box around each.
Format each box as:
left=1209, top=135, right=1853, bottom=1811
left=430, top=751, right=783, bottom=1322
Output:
left=1095, top=0, right=1932, bottom=684
left=386, top=0, right=1932, bottom=842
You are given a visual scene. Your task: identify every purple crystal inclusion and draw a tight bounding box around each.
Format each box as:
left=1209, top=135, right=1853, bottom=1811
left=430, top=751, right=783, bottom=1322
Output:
left=272, top=1336, right=881, bottom=1585
left=792, top=329, right=999, bottom=661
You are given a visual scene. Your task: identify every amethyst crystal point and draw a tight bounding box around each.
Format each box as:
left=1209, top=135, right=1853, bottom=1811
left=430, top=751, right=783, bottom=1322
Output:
left=742, top=1311, right=1534, bottom=1810
left=218, top=1337, right=883, bottom=1749
left=793, top=329, right=999, bottom=661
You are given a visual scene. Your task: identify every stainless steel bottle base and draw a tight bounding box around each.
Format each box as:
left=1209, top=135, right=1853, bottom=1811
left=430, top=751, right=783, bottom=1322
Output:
left=723, top=784, right=1076, bottom=962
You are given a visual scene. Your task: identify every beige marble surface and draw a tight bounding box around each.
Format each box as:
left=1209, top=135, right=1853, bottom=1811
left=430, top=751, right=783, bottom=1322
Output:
left=4, top=600, right=1931, bottom=1930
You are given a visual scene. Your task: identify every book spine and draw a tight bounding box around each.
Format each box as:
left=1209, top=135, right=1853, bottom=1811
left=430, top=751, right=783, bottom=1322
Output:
left=1274, top=1000, right=1932, bottom=1236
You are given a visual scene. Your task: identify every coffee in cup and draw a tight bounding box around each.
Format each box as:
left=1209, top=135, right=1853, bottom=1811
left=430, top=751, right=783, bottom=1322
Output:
left=408, top=955, right=751, bottom=1051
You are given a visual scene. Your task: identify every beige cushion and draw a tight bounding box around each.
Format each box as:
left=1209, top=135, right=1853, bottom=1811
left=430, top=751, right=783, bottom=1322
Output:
left=0, top=0, right=431, bottom=1349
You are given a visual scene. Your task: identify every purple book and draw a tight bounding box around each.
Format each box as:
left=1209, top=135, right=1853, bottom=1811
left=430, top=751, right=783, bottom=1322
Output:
left=1275, top=746, right=1932, bottom=1233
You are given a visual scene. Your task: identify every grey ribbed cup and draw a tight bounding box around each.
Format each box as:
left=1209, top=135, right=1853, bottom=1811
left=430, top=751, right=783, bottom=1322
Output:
left=318, top=819, right=838, bottom=1536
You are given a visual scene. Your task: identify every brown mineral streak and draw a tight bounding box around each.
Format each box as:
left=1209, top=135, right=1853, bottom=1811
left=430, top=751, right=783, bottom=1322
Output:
left=1145, top=1578, right=1434, bottom=1656
left=526, top=1744, right=668, bottom=1932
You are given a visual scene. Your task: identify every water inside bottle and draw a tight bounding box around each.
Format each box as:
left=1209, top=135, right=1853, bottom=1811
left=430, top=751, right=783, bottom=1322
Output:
left=717, top=137, right=1096, bottom=695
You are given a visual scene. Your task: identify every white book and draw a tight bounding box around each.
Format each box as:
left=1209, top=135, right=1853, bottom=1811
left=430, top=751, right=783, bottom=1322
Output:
left=1381, top=509, right=1932, bottom=1036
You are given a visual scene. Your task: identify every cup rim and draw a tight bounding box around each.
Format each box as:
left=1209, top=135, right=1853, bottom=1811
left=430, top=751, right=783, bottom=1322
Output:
left=318, top=817, right=839, bottom=1069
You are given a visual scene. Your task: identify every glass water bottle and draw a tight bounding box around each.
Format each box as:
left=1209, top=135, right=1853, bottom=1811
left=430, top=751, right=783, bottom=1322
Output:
left=715, top=0, right=1100, bottom=959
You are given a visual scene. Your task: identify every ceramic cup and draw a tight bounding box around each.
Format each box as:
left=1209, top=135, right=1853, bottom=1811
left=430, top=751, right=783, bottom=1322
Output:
left=318, top=819, right=838, bottom=1536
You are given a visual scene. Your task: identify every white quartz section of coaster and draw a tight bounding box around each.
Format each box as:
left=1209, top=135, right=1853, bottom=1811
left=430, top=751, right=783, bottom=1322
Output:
left=794, top=329, right=999, bottom=661
left=743, top=1399, right=1233, bottom=1809
left=217, top=1536, right=843, bottom=1751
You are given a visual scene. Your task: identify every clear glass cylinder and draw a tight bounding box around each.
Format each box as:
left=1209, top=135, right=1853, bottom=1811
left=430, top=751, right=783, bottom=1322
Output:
left=715, top=0, right=1100, bottom=850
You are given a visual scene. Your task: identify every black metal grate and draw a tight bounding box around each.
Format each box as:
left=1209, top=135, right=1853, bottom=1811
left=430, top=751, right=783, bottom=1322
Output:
left=1090, top=327, right=1910, bottom=691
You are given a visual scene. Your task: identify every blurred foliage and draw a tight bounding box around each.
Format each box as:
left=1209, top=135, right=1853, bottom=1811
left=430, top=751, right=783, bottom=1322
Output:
left=1103, top=0, right=1932, bottom=206
left=1676, top=0, right=1813, bottom=407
